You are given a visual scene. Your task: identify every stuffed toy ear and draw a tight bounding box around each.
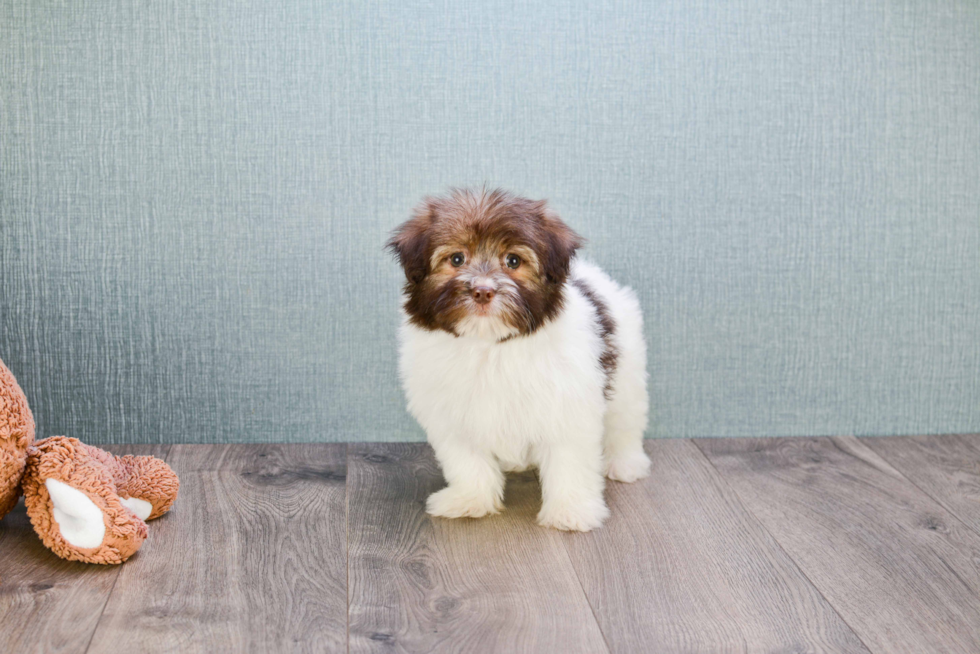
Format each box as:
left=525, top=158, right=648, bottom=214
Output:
left=0, top=358, right=35, bottom=521
left=21, top=436, right=179, bottom=565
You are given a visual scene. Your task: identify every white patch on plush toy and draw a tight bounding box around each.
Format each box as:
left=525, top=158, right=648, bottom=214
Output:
left=119, top=496, right=152, bottom=520
left=44, top=478, right=106, bottom=549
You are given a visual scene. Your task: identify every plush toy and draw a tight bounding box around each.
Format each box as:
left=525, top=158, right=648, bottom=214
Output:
left=0, top=358, right=178, bottom=564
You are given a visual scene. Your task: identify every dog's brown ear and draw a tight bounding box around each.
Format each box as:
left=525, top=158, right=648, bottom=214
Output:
left=387, top=205, right=434, bottom=285
left=536, top=204, right=584, bottom=285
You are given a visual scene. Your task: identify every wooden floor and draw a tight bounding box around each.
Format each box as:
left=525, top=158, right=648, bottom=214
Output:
left=2, top=436, right=979, bottom=653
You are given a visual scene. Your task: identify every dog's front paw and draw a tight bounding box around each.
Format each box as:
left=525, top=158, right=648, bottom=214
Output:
left=605, top=449, right=652, bottom=483
left=426, top=486, right=502, bottom=519
left=537, top=498, right=609, bottom=532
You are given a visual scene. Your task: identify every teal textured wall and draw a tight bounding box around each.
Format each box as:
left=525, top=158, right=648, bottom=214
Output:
left=1, top=0, right=978, bottom=444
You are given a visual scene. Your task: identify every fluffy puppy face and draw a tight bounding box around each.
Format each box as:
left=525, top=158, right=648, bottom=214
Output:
left=388, top=189, right=583, bottom=340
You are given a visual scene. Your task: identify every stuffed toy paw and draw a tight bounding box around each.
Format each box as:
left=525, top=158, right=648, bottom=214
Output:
left=22, top=436, right=179, bottom=564
left=0, top=358, right=179, bottom=564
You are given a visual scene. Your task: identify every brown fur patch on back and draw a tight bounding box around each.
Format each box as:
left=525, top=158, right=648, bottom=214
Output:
left=571, top=278, right=619, bottom=399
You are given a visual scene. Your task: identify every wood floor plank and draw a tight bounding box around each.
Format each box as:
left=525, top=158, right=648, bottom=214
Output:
left=699, top=436, right=980, bottom=654
left=0, top=445, right=169, bottom=654
left=347, top=443, right=609, bottom=654
left=561, top=439, right=869, bottom=654
left=86, top=444, right=348, bottom=654
left=863, top=434, right=980, bottom=534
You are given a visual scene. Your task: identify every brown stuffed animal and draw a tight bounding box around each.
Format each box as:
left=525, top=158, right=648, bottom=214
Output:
left=0, top=358, right=34, bottom=520
left=0, top=358, right=178, bottom=564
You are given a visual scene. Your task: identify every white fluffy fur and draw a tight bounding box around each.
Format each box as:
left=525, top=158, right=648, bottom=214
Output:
left=399, top=259, right=650, bottom=531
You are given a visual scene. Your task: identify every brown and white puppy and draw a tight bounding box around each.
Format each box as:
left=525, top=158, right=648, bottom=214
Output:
left=389, top=188, right=649, bottom=531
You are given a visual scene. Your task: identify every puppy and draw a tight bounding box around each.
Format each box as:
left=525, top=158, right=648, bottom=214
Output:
left=388, top=188, right=650, bottom=531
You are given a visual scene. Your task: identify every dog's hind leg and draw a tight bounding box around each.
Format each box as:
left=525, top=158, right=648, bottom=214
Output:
left=602, top=347, right=651, bottom=483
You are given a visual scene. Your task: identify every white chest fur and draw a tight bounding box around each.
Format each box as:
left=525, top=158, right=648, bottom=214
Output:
left=398, top=283, right=608, bottom=462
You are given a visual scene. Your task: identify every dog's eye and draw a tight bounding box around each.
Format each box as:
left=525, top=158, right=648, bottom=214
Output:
left=450, top=253, right=465, bottom=267
left=505, top=254, right=521, bottom=269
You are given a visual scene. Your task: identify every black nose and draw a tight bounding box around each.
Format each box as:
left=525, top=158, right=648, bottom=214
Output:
left=472, top=286, right=495, bottom=305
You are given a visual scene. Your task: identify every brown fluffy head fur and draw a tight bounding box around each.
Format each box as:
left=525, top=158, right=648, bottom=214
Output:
left=387, top=188, right=583, bottom=339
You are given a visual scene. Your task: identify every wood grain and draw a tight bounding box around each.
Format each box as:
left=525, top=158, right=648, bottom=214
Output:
left=699, top=436, right=980, bottom=654
left=0, top=445, right=169, bottom=654
left=347, top=443, right=609, bottom=654
left=561, top=439, right=869, bottom=653
left=7, top=438, right=980, bottom=653
left=85, top=444, right=348, bottom=654
left=863, top=434, right=980, bottom=534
